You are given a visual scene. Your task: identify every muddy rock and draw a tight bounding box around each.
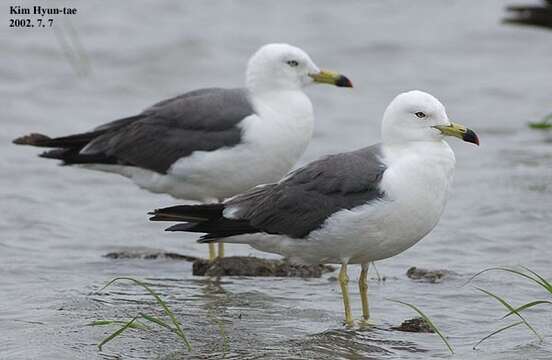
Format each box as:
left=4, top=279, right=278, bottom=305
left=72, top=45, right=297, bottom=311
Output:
left=392, top=317, right=434, bottom=333
left=193, top=256, right=336, bottom=277
left=406, top=266, right=450, bottom=283
left=104, top=247, right=198, bottom=261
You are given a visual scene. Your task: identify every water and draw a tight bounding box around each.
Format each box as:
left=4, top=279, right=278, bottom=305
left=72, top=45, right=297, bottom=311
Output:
left=2, top=0, right=552, bottom=358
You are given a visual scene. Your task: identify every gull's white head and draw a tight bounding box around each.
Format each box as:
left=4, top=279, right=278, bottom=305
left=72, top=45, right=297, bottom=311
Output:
left=245, top=43, right=352, bottom=93
left=381, top=90, right=479, bottom=146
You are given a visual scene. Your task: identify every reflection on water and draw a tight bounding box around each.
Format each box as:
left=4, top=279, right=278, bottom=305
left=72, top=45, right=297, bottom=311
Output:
left=2, top=0, right=552, bottom=359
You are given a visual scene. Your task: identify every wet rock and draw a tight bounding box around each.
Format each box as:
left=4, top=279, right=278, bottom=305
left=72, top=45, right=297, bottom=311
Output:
left=392, top=317, right=434, bottom=333
left=406, top=266, right=450, bottom=283
left=192, top=256, right=336, bottom=277
left=104, top=247, right=197, bottom=261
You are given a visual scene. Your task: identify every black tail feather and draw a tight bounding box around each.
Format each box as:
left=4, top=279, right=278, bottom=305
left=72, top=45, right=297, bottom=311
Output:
left=150, top=203, right=259, bottom=241
left=13, top=133, right=54, bottom=147
left=13, top=115, right=144, bottom=149
left=150, top=204, right=225, bottom=222
left=13, top=115, right=144, bottom=166
left=165, top=223, right=202, bottom=232
left=13, top=131, right=99, bottom=148
left=14, top=128, right=125, bottom=166
left=14, top=129, right=114, bottom=165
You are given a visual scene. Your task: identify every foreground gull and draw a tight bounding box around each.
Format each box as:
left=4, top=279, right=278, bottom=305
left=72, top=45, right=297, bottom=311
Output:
left=13, top=43, right=352, bottom=261
left=150, top=90, right=479, bottom=324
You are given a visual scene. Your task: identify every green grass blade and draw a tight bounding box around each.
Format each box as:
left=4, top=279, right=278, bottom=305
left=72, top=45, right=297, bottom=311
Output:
left=140, top=313, right=174, bottom=331
left=502, top=300, right=552, bottom=319
left=529, top=114, right=552, bottom=129
left=529, top=122, right=552, bottom=129
left=388, top=299, right=454, bottom=354
left=139, top=314, right=191, bottom=347
left=476, top=288, right=542, bottom=342
left=519, top=266, right=552, bottom=293
left=97, top=316, right=138, bottom=351
left=98, top=277, right=192, bottom=351
left=466, top=267, right=545, bottom=288
left=473, top=321, right=524, bottom=349
left=87, top=319, right=149, bottom=330
left=468, top=266, right=552, bottom=295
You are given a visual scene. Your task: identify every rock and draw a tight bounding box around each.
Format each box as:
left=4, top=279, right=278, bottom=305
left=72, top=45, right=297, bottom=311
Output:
left=406, top=266, right=450, bottom=283
left=392, top=317, right=434, bottom=333
left=192, top=256, right=336, bottom=277
left=104, top=247, right=197, bottom=261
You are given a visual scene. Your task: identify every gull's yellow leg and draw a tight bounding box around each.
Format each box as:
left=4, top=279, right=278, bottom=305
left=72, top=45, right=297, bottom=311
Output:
left=208, top=243, right=216, bottom=261
left=359, top=263, right=370, bottom=321
left=339, top=262, right=353, bottom=326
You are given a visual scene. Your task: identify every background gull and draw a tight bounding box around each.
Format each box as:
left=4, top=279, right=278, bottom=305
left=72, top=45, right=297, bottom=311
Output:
left=150, top=90, right=479, bottom=325
left=13, top=42, right=352, bottom=261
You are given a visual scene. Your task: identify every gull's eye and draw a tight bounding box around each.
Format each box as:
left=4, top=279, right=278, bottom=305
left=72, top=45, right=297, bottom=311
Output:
left=286, top=60, right=299, bottom=67
left=415, top=112, right=426, bottom=118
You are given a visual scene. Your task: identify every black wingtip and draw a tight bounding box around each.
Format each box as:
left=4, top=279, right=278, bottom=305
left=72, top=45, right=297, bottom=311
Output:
left=165, top=223, right=195, bottom=232
left=149, top=211, right=190, bottom=222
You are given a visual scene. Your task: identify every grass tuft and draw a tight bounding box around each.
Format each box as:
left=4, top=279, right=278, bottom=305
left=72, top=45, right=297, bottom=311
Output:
left=92, top=277, right=192, bottom=352
left=473, top=321, right=524, bottom=349
left=98, top=316, right=139, bottom=352
left=475, top=287, right=542, bottom=342
left=86, top=319, right=149, bottom=330
left=388, top=299, right=454, bottom=354
left=469, top=266, right=551, bottom=347
left=502, top=300, right=552, bottom=319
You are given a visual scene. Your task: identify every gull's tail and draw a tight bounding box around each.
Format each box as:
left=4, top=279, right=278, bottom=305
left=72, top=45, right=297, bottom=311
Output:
left=149, top=204, right=257, bottom=242
left=13, top=131, right=104, bottom=164
left=13, top=132, right=94, bottom=148
left=12, top=115, right=142, bottom=165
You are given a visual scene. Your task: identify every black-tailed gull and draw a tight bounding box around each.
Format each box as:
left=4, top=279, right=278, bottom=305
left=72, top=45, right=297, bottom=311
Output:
left=13, top=43, right=352, bottom=261
left=149, top=90, right=479, bottom=324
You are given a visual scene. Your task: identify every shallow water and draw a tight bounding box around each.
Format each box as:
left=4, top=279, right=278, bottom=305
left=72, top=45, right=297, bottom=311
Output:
left=2, top=0, right=552, bottom=359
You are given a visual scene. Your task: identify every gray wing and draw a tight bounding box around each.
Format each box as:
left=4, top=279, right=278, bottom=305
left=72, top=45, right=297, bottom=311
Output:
left=82, top=88, right=255, bottom=174
left=225, top=144, right=387, bottom=238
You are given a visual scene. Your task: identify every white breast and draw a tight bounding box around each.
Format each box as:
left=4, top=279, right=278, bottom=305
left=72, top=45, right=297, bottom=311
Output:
left=370, top=142, right=455, bottom=258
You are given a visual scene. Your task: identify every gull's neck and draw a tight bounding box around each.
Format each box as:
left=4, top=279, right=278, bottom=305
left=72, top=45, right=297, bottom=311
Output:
left=243, top=74, right=313, bottom=153
left=245, top=78, right=311, bottom=120
left=382, top=140, right=456, bottom=171
left=245, top=66, right=304, bottom=95
left=380, top=140, right=456, bottom=216
left=246, top=81, right=303, bottom=97
left=238, top=83, right=314, bottom=187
